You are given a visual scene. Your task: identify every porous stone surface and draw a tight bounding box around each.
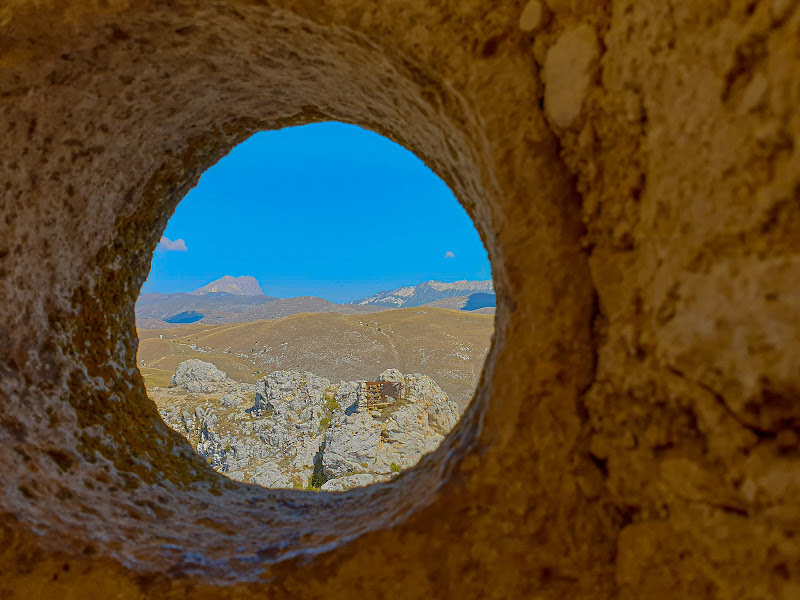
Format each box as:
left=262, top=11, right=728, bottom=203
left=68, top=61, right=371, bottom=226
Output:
left=171, top=359, right=227, bottom=393
left=0, top=1, right=799, bottom=598
left=543, top=23, right=600, bottom=128
left=321, top=474, right=380, bottom=492
left=322, top=371, right=459, bottom=481
left=519, top=1, right=545, bottom=32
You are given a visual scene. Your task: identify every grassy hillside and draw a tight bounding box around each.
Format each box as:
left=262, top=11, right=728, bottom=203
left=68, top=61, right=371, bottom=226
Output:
left=137, top=307, right=493, bottom=410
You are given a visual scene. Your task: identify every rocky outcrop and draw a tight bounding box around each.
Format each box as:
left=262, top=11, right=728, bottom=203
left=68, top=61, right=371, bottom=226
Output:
left=156, top=367, right=459, bottom=491
left=170, top=359, right=227, bottom=393
left=322, top=370, right=458, bottom=482
left=352, top=279, right=494, bottom=308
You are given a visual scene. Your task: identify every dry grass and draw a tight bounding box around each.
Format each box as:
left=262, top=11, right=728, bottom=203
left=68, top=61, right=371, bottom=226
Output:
left=138, top=367, right=174, bottom=389
left=137, top=307, right=493, bottom=410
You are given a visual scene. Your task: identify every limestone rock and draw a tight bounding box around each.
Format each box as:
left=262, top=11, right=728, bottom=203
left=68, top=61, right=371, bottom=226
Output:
left=170, top=359, right=227, bottom=393
left=250, top=464, right=293, bottom=490
left=322, top=373, right=458, bottom=482
left=219, top=393, right=245, bottom=408
left=377, top=368, right=404, bottom=384
left=254, top=371, right=330, bottom=429
left=155, top=367, right=459, bottom=492
left=321, top=474, right=379, bottom=492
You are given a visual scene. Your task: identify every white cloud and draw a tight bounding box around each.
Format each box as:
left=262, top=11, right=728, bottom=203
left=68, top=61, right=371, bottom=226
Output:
left=444, top=251, right=456, bottom=259
left=157, top=236, right=188, bottom=252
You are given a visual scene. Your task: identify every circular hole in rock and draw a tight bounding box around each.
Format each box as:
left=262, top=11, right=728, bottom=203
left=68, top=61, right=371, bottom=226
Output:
left=136, top=122, right=495, bottom=492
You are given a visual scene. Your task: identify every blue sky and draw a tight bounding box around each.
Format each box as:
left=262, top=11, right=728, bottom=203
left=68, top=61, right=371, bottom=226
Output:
left=142, top=122, right=491, bottom=303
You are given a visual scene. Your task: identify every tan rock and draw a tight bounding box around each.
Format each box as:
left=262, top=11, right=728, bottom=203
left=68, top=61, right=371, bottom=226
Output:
left=739, top=72, right=769, bottom=114
left=544, top=0, right=572, bottom=15
left=519, top=1, right=544, bottom=32
left=772, top=0, right=795, bottom=21
left=543, top=23, right=599, bottom=128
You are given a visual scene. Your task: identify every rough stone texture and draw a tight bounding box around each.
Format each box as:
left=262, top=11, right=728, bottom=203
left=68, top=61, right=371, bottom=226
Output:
left=0, top=1, right=799, bottom=598
left=171, top=359, right=227, bottom=393
left=321, top=474, right=380, bottom=492
left=543, top=24, right=600, bottom=128
left=156, top=368, right=457, bottom=490
left=519, top=1, right=545, bottom=32
left=321, top=371, right=458, bottom=482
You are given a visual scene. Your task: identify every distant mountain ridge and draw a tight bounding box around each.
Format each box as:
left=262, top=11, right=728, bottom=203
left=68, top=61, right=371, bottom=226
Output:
left=422, top=293, right=496, bottom=311
left=136, top=294, right=386, bottom=329
left=136, top=278, right=495, bottom=328
left=136, top=292, right=278, bottom=322
left=197, top=296, right=388, bottom=325
left=191, top=275, right=264, bottom=296
left=352, top=279, right=494, bottom=308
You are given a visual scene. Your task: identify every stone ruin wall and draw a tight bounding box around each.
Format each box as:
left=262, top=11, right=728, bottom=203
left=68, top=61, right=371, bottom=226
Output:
left=0, top=1, right=799, bottom=598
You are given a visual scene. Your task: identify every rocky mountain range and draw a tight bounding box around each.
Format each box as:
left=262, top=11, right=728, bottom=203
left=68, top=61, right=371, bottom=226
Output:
left=136, top=277, right=496, bottom=328
left=136, top=292, right=279, bottom=324
left=422, top=292, right=496, bottom=312
left=351, top=279, right=494, bottom=308
left=152, top=360, right=459, bottom=491
left=191, top=275, right=264, bottom=296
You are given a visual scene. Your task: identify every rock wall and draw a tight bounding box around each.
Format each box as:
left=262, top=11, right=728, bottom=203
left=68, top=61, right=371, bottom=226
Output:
left=0, top=1, right=799, bottom=598
left=157, top=364, right=460, bottom=491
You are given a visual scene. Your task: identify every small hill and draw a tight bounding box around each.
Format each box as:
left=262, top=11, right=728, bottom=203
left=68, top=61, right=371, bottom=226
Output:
left=136, top=317, right=180, bottom=330
left=191, top=275, right=264, bottom=296
left=136, top=280, right=493, bottom=327
left=135, top=292, right=278, bottom=324
left=352, top=279, right=494, bottom=308
left=137, top=307, right=493, bottom=411
left=201, top=296, right=389, bottom=324
left=423, top=293, right=496, bottom=312
left=136, top=295, right=388, bottom=328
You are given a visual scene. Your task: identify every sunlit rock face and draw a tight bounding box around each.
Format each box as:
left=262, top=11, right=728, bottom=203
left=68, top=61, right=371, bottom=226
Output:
left=1, top=1, right=800, bottom=598
left=154, top=363, right=459, bottom=491
left=171, top=359, right=227, bottom=393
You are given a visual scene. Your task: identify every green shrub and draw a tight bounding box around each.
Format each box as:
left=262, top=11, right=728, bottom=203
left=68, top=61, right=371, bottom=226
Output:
left=318, top=417, right=330, bottom=433
left=307, top=472, right=327, bottom=491
left=390, top=462, right=402, bottom=473
left=323, top=393, right=340, bottom=413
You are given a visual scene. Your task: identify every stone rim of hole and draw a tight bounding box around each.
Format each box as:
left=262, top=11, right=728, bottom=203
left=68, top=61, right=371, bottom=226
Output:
left=0, top=1, right=600, bottom=588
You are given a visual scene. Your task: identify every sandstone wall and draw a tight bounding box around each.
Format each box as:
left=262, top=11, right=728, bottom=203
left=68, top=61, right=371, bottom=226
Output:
left=0, top=1, right=798, bottom=598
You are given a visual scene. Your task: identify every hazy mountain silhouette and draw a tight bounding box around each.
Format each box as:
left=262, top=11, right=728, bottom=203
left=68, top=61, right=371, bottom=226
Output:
left=137, top=278, right=495, bottom=328
left=191, top=275, right=264, bottom=296
left=351, top=279, right=494, bottom=308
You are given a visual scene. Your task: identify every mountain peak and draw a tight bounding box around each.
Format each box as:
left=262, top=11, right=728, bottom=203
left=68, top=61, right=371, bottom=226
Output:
left=351, top=279, right=493, bottom=308
left=191, top=275, right=264, bottom=296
